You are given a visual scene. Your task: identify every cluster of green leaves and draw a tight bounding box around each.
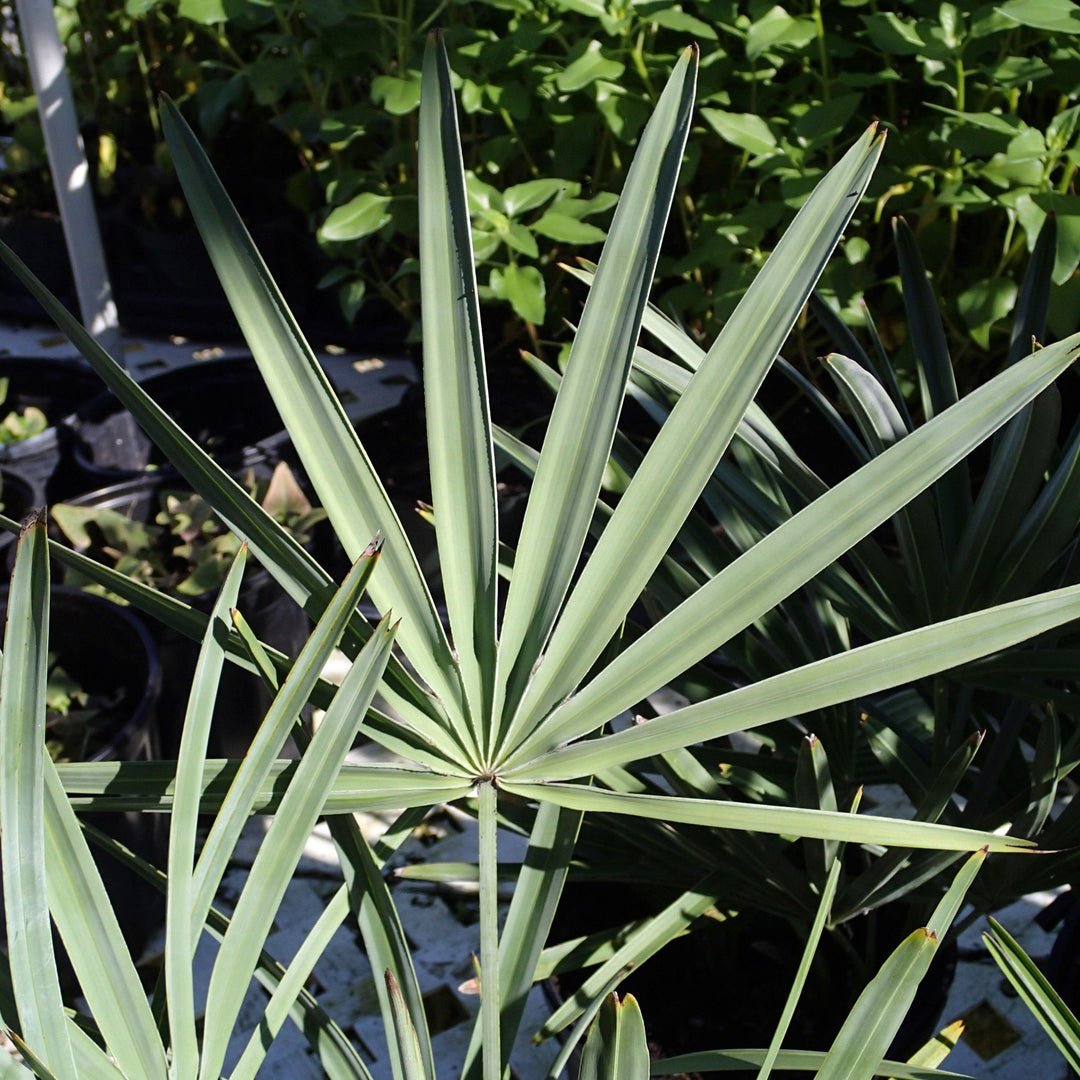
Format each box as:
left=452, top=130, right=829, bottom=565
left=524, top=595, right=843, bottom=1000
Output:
left=0, top=378, right=47, bottom=445
left=3, top=29, right=1080, bottom=1080
left=5, top=0, right=1080, bottom=371
left=52, top=462, right=324, bottom=598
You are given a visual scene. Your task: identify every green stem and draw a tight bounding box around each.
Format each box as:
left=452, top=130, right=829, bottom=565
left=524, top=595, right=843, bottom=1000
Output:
left=479, top=780, right=501, bottom=1080
left=133, top=23, right=161, bottom=140
left=1057, top=161, right=1077, bottom=194
left=500, top=109, right=539, bottom=178
left=630, top=28, right=654, bottom=97
left=812, top=0, right=830, bottom=103
left=994, top=211, right=1018, bottom=277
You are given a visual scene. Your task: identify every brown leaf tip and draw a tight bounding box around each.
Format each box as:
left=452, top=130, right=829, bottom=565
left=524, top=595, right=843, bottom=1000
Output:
left=19, top=506, right=46, bottom=537
left=361, top=531, right=384, bottom=559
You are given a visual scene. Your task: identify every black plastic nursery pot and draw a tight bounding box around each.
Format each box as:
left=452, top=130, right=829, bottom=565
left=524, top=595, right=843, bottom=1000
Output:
left=0, top=585, right=164, bottom=955
left=0, top=355, right=107, bottom=499
left=0, top=466, right=44, bottom=562
left=70, top=356, right=291, bottom=487
left=0, top=585, right=163, bottom=763
left=52, top=472, right=311, bottom=758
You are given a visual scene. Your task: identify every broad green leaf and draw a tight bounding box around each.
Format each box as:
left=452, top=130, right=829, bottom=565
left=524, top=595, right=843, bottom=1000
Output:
left=495, top=47, right=697, bottom=727
left=701, top=109, right=778, bottom=156
left=646, top=7, right=717, bottom=38
left=504, top=333, right=1080, bottom=766
left=371, top=73, right=422, bottom=115
left=158, top=96, right=470, bottom=734
left=178, top=0, right=231, bottom=23
left=319, top=193, right=394, bottom=242
left=957, top=277, right=1020, bottom=349
left=502, top=179, right=571, bottom=217
left=746, top=6, right=817, bottom=59
left=501, top=783, right=1030, bottom=853
left=531, top=212, right=607, bottom=244
left=555, top=41, right=625, bottom=92
left=419, top=36, right=498, bottom=748
left=996, top=0, right=1080, bottom=32
left=578, top=994, right=650, bottom=1080
left=794, top=94, right=862, bottom=146
left=502, top=224, right=539, bottom=258
left=0, top=518, right=77, bottom=1080
left=490, top=264, right=546, bottom=324
left=860, top=12, right=926, bottom=54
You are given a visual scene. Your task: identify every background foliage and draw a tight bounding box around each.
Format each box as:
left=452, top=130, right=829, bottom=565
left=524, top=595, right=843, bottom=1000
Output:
left=3, top=0, right=1080, bottom=372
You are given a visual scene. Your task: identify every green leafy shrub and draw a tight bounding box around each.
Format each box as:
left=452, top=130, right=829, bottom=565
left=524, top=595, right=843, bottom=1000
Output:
left=5, top=0, right=1079, bottom=375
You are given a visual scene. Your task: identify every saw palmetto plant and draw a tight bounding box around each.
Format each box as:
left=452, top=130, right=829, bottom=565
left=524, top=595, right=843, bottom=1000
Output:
left=515, top=211, right=1080, bottom=948
left=2, top=33, right=1080, bottom=1080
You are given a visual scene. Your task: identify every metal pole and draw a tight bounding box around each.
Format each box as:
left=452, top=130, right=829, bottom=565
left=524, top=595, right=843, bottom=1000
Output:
left=14, top=0, right=123, bottom=362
